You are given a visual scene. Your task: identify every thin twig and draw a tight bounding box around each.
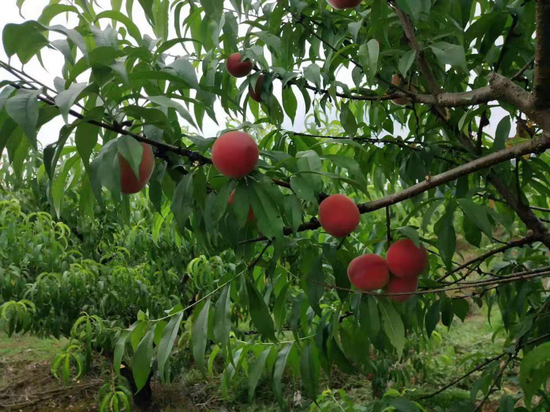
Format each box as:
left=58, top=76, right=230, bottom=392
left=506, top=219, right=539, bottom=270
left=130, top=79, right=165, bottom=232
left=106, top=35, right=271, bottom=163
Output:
left=436, top=235, right=541, bottom=283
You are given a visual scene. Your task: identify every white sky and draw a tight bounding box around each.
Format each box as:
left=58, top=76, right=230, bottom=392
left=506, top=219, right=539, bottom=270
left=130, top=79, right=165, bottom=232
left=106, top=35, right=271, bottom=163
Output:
left=0, top=0, right=508, bottom=149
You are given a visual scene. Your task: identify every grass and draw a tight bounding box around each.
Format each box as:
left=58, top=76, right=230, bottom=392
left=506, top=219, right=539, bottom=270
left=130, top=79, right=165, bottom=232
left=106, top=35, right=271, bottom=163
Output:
left=0, top=333, right=68, bottom=362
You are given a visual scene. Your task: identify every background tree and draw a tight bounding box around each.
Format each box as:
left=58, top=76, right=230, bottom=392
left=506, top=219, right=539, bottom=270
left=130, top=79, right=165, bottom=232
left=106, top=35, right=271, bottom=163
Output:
left=0, top=0, right=549, bottom=411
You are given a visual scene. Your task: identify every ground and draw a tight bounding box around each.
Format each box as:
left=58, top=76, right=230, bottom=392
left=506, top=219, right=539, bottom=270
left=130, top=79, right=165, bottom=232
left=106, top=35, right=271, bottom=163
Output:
left=0, top=305, right=517, bottom=412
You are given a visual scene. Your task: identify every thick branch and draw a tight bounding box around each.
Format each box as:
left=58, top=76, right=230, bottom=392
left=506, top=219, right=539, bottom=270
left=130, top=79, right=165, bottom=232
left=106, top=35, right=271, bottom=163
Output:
left=241, top=135, right=550, bottom=243
left=535, top=0, right=550, bottom=113
left=356, top=135, right=550, bottom=214
left=407, top=73, right=535, bottom=115
left=392, top=6, right=550, bottom=249
left=393, top=5, right=441, bottom=95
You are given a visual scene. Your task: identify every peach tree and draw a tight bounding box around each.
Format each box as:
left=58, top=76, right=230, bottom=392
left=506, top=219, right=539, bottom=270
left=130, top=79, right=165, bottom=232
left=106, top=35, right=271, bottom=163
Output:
left=1, top=0, right=549, bottom=410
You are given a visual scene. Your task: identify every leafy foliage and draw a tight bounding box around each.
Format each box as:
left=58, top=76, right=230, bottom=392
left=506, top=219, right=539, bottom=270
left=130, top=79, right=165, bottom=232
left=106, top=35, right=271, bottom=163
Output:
left=0, top=0, right=549, bottom=410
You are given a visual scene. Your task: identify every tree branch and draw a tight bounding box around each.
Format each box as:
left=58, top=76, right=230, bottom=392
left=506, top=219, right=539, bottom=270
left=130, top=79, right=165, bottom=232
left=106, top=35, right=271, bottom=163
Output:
left=436, top=235, right=542, bottom=283
left=391, top=5, right=550, bottom=249
left=240, top=134, right=550, bottom=244
left=419, top=353, right=506, bottom=400
left=315, top=267, right=550, bottom=298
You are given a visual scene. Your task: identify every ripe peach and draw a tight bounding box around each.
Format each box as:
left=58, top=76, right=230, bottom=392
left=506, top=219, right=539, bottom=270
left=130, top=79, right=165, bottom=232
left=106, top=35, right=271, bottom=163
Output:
left=387, top=239, right=427, bottom=279
left=228, top=189, right=255, bottom=221
left=327, top=0, right=362, bottom=9
left=226, top=52, right=253, bottom=78
left=347, top=254, right=390, bottom=291
left=211, top=131, right=259, bottom=178
left=385, top=275, right=418, bottom=303
left=391, top=74, right=416, bottom=106
left=318, top=194, right=360, bottom=237
left=118, top=143, right=154, bottom=194
left=249, top=74, right=265, bottom=103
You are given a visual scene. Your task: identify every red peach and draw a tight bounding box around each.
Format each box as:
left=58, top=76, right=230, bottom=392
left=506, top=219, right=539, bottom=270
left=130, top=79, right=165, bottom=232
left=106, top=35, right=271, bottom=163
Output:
left=226, top=52, right=253, bottom=78
left=347, top=254, right=390, bottom=291
left=318, top=194, right=360, bottom=237
left=211, top=131, right=259, bottom=178
left=387, top=239, right=428, bottom=279
left=385, top=275, right=418, bottom=303
left=327, top=0, right=362, bottom=9
left=228, top=189, right=255, bottom=221
left=249, top=74, right=266, bottom=103
left=118, top=143, right=154, bottom=194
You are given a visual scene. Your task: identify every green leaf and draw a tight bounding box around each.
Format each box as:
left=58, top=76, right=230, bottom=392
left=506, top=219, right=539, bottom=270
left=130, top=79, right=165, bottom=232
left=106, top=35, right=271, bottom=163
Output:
left=153, top=0, right=169, bottom=40
left=246, top=279, right=276, bottom=342
left=95, top=11, right=142, bottom=44
left=75, top=121, right=99, bottom=167
left=157, top=312, right=183, bottom=383
left=49, top=25, right=89, bottom=62
left=379, top=299, right=405, bottom=358
left=5, top=89, right=41, bottom=147
left=304, top=64, right=321, bottom=89
left=192, top=299, right=211, bottom=373
left=89, top=139, right=121, bottom=197
left=396, top=0, right=430, bottom=22
left=396, top=226, right=420, bottom=248
left=493, top=115, right=511, bottom=152
left=360, top=296, right=380, bottom=341
left=430, top=42, right=468, bottom=72
left=248, top=347, right=271, bottom=402
left=290, top=175, right=316, bottom=203
left=425, top=300, right=441, bottom=338
left=328, top=338, right=355, bottom=374
left=117, top=136, right=143, bottom=179
left=257, top=31, right=282, bottom=53
left=457, top=199, right=493, bottom=238
left=348, top=22, right=361, bottom=42
left=166, top=58, right=199, bottom=89
left=52, top=155, right=79, bottom=217
left=300, top=343, right=320, bottom=399
left=498, top=395, right=515, bottom=412
left=113, top=328, right=132, bottom=375
left=452, top=299, right=469, bottom=322
left=434, top=208, right=456, bottom=269
left=148, top=95, right=196, bottom=128
left=284, top=195, right=303, bottom=233
left=273, top=343, right=293, bottom=408
left=282, top=87, right=297, bottom=123
left=0, top=86, right=15, bottom=111
left=171, top=173, right=194, bottom=233
left=54, top=83, right=87, bottom=124
left=519, top=342, right=550, bottom=406
left=441, top=298, right=454, bottom=327
left=340, top=102, right=358, bottom=137
left=390, top=397, right=422, bottom=412
left=213, top=284, right=231, bottom=347
left=132, top=328, right=154, bottom=393
left=200, top=0, right=223, bottom=21
left=399, top=50, right=416, bottom=78
left=2, top=21, right=49, bottom=63
left=306, top=257, right=325, bottom=316
left=38, top=5, right=79, bottom=27
left=361, top=39, right=379, bottom=82
left=463, top=213, right=482, bottom=247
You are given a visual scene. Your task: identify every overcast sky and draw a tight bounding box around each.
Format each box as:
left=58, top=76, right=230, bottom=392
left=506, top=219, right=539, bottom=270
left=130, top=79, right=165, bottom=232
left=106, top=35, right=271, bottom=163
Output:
left=0, top=1, right=507, bottom=149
